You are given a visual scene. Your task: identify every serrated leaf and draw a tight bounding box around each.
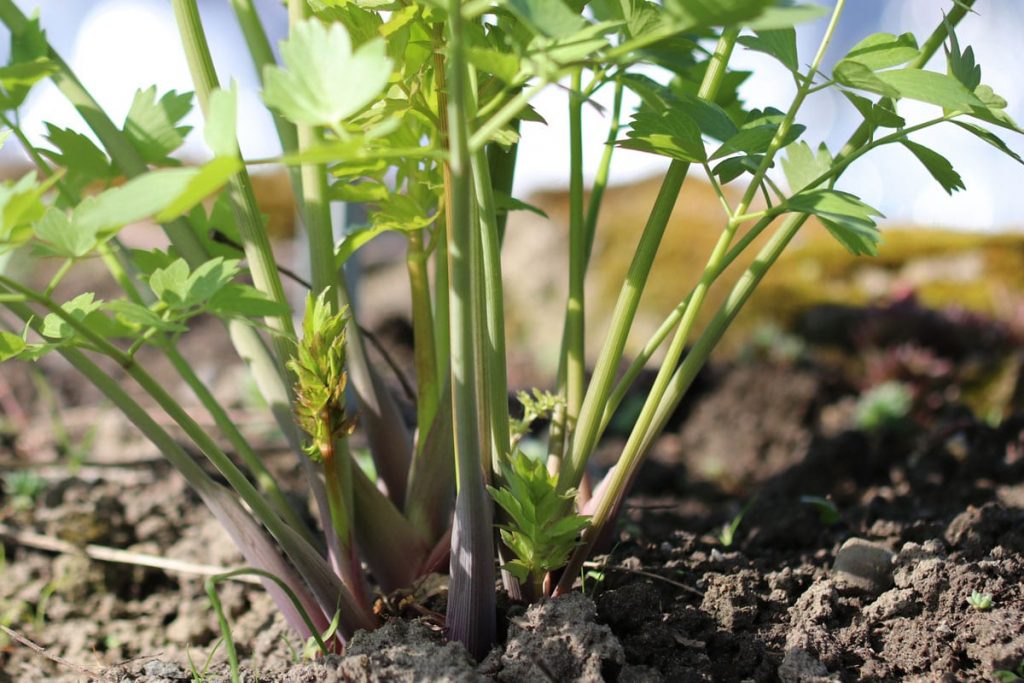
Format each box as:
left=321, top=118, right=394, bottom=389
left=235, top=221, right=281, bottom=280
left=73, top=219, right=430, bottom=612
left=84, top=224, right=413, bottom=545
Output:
left=781, top=140, right=831, bottom=192
left=900, top=140, right=963, bottom=195
left=263, top=20, right=392, bottom=127
left=787, top=189, right=882, bottom=256
left=42, top=125, right=114, bottom=192
left=0, top=331, right=25, bottom=361
left=945, top=25, right=981, bottom=91
left=843, top=32, right=919, bottom=71
left=493, top=190, right=548, bottom=218
left=205, top=84, right=238, bottom=158
left=711, top=120, right=804, bottom=160
left=184, top=257, right=240, bottom=308
left=619, top=110, right=705, bottom=162
left=0, top=58, right=57, bottom=109
left=154, top=156, right=241, bottom=223
left=738, top=29, right=798, bottom=71
left=712, top=154, right=761, bottom=184
left=123, top=87, right=193, bottom=165
left=41, top=292, right=130, bottom=340
left=34, top=208, right=97, bottom=258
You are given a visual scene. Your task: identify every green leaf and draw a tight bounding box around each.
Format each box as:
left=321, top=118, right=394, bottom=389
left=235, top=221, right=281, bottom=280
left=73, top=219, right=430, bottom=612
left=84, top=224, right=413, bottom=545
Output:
left=833, top=60, right=899, bottom=99
left=0, top=172, right=59, bottom=247
left=744, top=3, right=828, bottom=30
left=900, top=140, right=964, bottom=195
left=738, top=29, right=798, bottom=71
left=205, top=84, right=238, bottom=158
left=75, top=168, right=198, bottom=235
left=208, top=284, right=290, bottom=318
left=104, top=300, right=186, bottom=333
left=148, top=259, right=191, bottom=305
left=619, top=110, right=706, bottom=163
left=787, top=189, right=883, bottom=256
left=841, top=91, right=904, bottom=128
left=843, top=32, right=919, bottom=71
left=0, top=58, right=57, bottom=109
left=33, top=208, right=97, bottom=258
left=945, top=24, right=981, bottom=90
left=781, top=140, right=831, bottom=192
left=506, top=0, right=588, bottom=38
left=492, top=190, right=549, bottom=218
left=662, top=0, right=772, bottom=28
left=263, top=19, right=392, bottom=127
left=951, top=121, right=1024, bottom=166
left=0, top=331, right=25, bottom=361
left=877, top=68, right=983, bottom=109
left=710, top=119, right=804, bottom=160
left=183, top=258, right=240, bottom=308
left=331, top=181, right=390, bottom=203
left=711, top=154, right=762, bottom=184
left=122, top=87, right=193, bottom=166
left=41, top=292, right=129, bottom=340
left=154, top=156, right=242, bottom=223
left=467, top=46, right=521, bottom=84
left=42, top=125, right=114, bottom=194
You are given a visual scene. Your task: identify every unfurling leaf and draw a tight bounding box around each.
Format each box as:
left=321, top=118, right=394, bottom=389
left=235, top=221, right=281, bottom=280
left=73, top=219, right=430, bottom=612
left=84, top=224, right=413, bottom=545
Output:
left=263, top=20, right=392, bottom=127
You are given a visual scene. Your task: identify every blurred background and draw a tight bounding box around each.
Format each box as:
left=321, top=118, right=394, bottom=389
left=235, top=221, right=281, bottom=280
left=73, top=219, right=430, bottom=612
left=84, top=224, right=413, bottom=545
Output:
left=3, top=0, right=1024, bottom=230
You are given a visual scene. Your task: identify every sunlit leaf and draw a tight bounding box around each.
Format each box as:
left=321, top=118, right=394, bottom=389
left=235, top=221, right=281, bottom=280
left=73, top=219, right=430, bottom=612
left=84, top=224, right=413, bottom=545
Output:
left=506, top=0, right=587, bottom=38
left=0, top=331, right=25, bottom=361
left=738, top=29, right=798, bottom=72
left=154, top=156, right=242, bottom=223
left=122, top=87, right=193, bottom=166
left=263, top=20, right=392, bottom=127
left=787, top=189, right=882, bottom=256
left=618, top=110, right=706, bottom=162
left=205, top=84, right=239, bottom=158
left=781, top=140, right=831, bottom=192
left=33, top=208, right=97, bottom=258
left=842, top=32, right=919, bottom=71
left=75, top=168, right=197, bottom=234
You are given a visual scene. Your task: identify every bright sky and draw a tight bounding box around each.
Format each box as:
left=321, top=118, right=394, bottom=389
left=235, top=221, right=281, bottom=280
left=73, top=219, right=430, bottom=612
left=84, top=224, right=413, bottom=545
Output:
left=6, top=0, right=1024, bottom=231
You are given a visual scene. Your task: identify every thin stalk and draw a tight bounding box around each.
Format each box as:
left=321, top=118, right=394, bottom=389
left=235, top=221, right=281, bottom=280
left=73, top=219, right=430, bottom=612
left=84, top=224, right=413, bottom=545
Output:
left=444, top=0, right=496, bottom=659
left=407, top=230, right=440, bottom=441
left=560, top=29, right=740, bottom=494
left=486, top=119, right=519, bottom=244
left=563, top=68, right=586, bottom=452
left=582, top=77, right=623, bottom=270
left=323, top=437, right=373, bottom=613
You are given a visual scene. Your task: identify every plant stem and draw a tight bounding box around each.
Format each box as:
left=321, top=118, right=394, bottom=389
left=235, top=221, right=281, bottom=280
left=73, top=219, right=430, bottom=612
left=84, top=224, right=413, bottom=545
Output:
left=560, top=29, right=740, bottom=494
left=407, top=230, right=439, bottom=438
left=582, top=77, right=623, bottom=269
left=563, top=68, right=586, bottom=451
left=444, top=0, right=496, bottom=658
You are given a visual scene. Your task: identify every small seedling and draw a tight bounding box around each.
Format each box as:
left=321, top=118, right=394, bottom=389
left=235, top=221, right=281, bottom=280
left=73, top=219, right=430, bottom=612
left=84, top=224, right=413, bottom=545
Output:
left=855, top=381, right=913, bottom=432
left=2, top=470, right=45, bottom=512
left=994, top=660, right=1024, bottom=682
left=800, top=495, right=841, bottom=525
left=718, top=508, right=746, bottom=548
left=967, top=590, right=993, bottom=611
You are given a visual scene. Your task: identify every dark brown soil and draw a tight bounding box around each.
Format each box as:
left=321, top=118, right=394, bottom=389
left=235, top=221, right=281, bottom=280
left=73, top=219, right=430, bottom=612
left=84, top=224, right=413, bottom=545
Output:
left=2, top=310, right=1024, bottom=682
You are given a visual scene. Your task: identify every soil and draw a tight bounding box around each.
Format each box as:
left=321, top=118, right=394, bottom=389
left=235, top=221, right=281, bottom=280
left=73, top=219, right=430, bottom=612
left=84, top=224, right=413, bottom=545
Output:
left=2, top=301, right=1024, bottom=682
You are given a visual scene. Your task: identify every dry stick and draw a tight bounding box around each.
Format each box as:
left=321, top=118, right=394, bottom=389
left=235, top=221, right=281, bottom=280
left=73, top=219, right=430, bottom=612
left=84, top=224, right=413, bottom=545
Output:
left=582, top=561, right=704, bottom=598
left=0, top=624, right=104, bottom=678
left=0, top=523, right=260, bottom=585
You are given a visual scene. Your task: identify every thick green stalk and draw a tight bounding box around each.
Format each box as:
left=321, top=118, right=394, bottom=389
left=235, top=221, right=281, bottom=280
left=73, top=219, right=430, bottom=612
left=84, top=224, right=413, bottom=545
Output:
left=560, top=30, right=739, bottom=493
left=407, top=230, right=440, bottom=440
left=486, top=120, right=519, bottom=244
left=444, top=0, right=496, bottom=659
left=324, top=437, right=373, bottom=613
left=582, top=77, right=623, bottom=270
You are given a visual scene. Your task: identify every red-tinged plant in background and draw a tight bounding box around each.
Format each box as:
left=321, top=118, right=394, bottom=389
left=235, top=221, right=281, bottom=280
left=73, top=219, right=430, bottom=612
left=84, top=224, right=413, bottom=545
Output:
left=0, top=0, right=1017, bottom=674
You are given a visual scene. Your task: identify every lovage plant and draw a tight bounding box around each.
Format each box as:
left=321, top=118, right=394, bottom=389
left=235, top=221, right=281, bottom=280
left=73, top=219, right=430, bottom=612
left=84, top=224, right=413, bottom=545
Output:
left=0, top=0, right=1017, bottom=666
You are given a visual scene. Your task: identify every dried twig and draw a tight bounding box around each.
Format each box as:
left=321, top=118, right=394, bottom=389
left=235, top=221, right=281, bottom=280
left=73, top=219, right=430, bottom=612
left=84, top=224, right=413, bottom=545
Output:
left=0, top=624, right=104, bottom=678
left=582, top=560, right=704, bottom=597
left=0, top=523, right=260, bottom=584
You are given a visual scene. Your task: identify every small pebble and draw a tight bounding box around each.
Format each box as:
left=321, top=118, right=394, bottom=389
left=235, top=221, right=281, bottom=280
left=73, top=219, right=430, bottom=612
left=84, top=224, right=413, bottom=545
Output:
left=833, top=537, right=894, bottom=594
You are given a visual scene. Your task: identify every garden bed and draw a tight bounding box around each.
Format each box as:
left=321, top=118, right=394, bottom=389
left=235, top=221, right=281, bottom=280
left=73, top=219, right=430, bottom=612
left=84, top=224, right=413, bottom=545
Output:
left=2, top=306, right=1022, bottom=682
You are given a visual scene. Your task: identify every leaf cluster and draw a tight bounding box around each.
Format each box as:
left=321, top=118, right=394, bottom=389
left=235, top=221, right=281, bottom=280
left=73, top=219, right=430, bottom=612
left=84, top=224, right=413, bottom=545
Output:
left=488, top=450, right=589, bottom=584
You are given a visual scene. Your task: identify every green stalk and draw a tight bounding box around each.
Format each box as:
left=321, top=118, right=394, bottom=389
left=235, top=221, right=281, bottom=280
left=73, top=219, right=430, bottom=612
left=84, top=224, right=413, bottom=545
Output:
left=582, top=77, right=623, bottom=270
left=323, top=437, right=372, bottom=613
left=407, top=230, right=440, bottom=440
left=444, top=0, right=496, bottom=659
left=486, top=120, right=520, bottom=244
left=560, top=30, right=740, bottom=493
left=563, top=68, right=586, bottom=450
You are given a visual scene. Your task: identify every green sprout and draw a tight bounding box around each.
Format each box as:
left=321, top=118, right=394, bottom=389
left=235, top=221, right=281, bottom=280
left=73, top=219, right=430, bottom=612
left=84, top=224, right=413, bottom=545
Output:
left=854, top=381, right=913, bottom=432
left=994, top=661, right=1024, bottom=682
left=967, top=590, right=993, bottom=611
left=2, top=470, right=45, bottom=512
left=800, top=495, right=841, bottom=525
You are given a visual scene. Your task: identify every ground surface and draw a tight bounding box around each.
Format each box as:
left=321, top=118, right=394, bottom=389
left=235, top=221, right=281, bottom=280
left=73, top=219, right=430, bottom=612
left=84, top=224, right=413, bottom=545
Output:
left=1, top=301, right=1024, bottom=682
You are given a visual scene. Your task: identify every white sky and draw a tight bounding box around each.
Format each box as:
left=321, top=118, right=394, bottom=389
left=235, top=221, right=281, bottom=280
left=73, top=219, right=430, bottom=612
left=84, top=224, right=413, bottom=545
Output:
left=6, top=0, right=1024, bottom=231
